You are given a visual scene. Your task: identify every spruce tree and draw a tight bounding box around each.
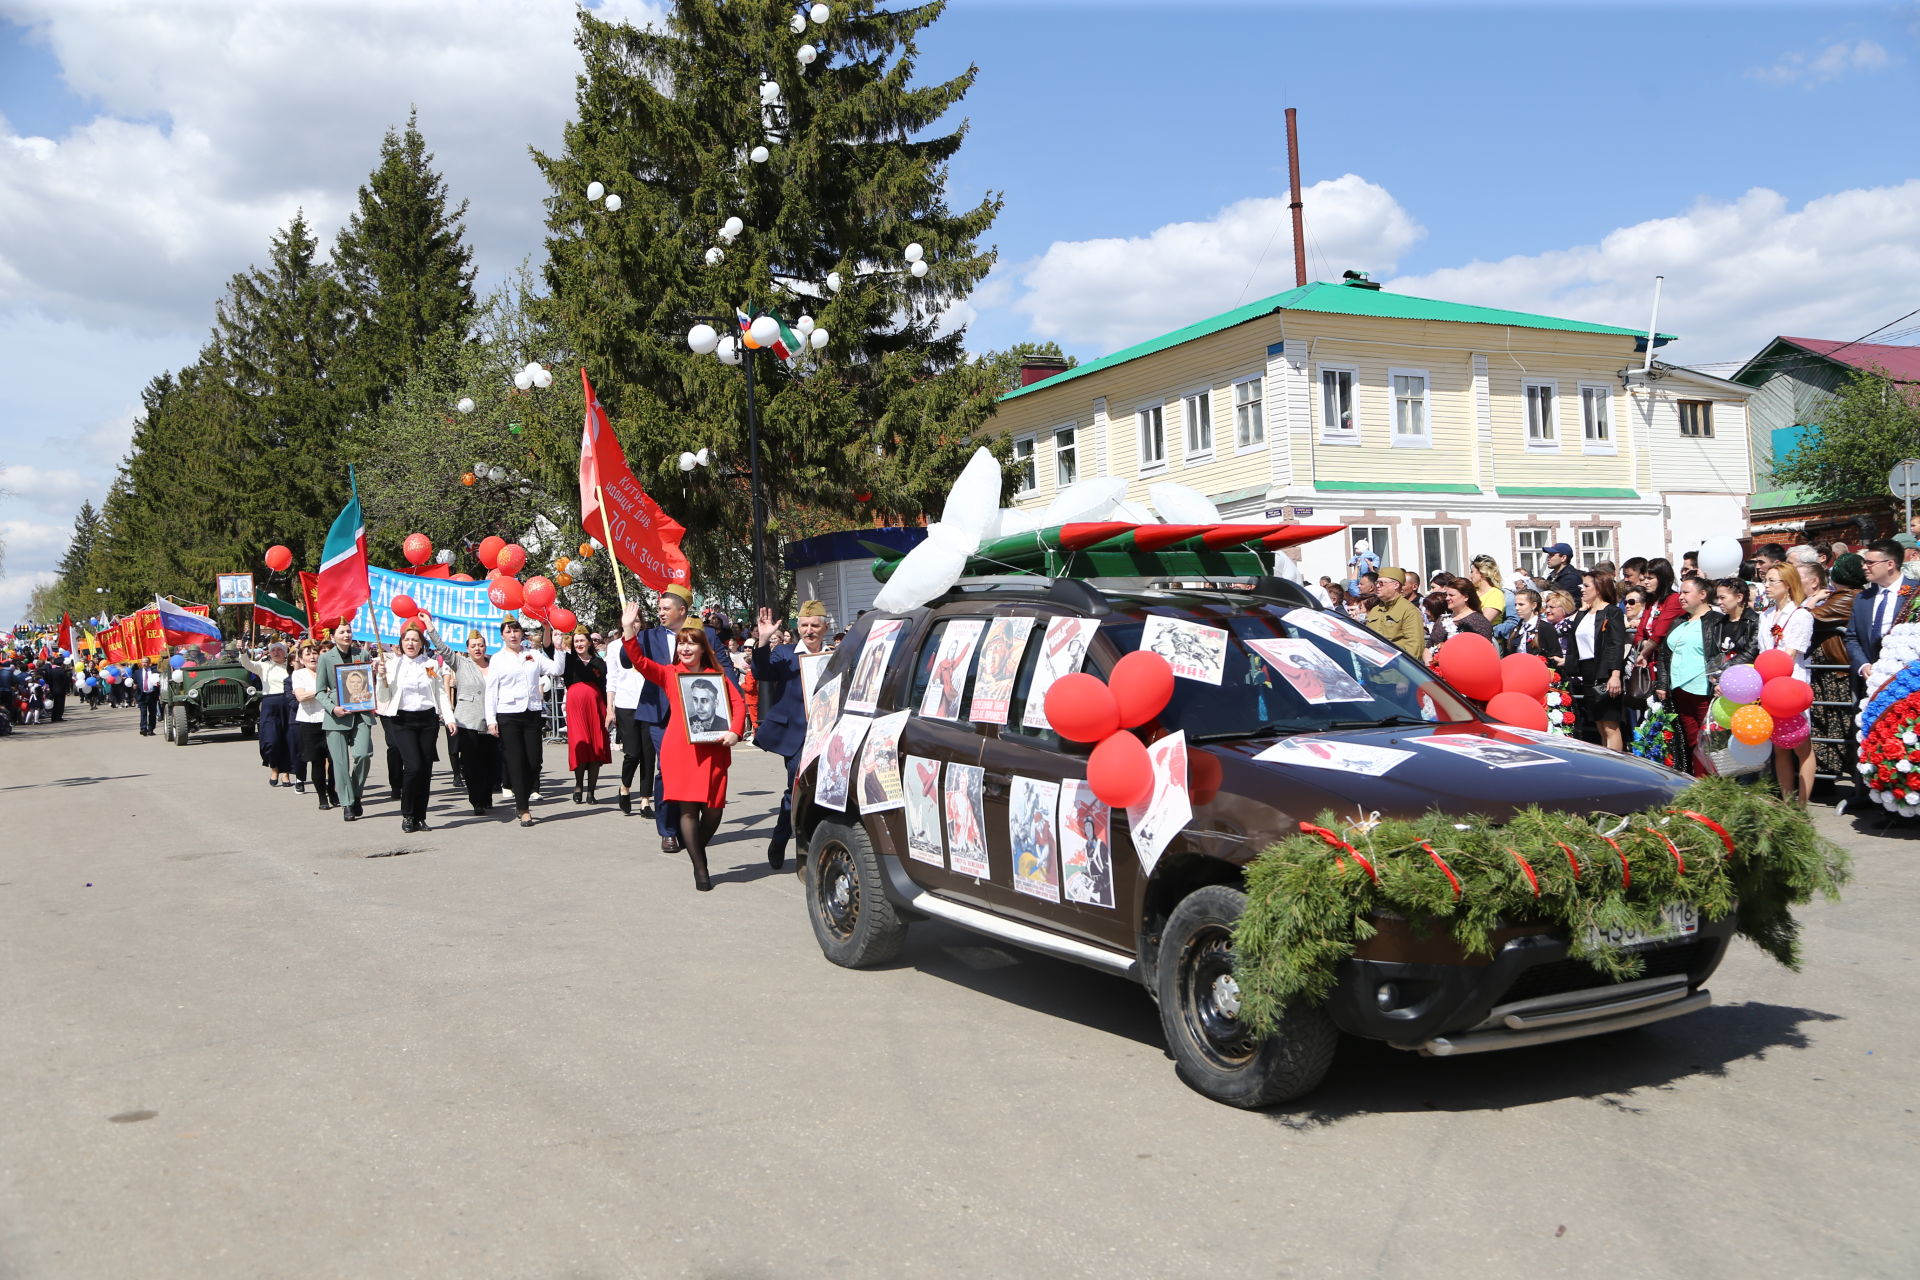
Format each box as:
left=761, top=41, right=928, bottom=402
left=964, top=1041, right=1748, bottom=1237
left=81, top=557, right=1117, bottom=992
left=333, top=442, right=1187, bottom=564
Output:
left=534, top=0, right=1004, bottom=602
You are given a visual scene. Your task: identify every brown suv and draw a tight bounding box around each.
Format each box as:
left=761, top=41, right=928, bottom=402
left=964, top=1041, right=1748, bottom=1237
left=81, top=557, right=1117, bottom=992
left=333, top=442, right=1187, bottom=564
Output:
left=793, top=576, right=1725, bottom=1107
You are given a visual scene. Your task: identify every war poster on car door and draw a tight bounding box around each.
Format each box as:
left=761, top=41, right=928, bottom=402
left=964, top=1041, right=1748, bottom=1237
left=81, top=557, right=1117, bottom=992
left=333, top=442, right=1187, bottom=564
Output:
left=1020, top=616, right=1098, bottom=732
left=797, top=672, right=842, bottom=774
left=1009, top=776, right=1061, bottom=902
left=966, top=616, right=1034, bottom=725
left=1283, top=607, right=1401, bottom=667
left=902, top=755, right=945, bottom=867
left=943, top=762, right=989, bottom=878
left=1126, top=730, right=1191, bottom=873
left=844, top=618, right=905, bottom=715
left=1138, top=615, right=1229, bottom=685
left=1246, top=637, right=1370, bottom=704
left=1058, top=779, right=1114, bottom=909
left=919, top=619, right=985, bottom=720
left=856, top=710, right=908, bottom=814
left=813, top=713, right=871, bottom=811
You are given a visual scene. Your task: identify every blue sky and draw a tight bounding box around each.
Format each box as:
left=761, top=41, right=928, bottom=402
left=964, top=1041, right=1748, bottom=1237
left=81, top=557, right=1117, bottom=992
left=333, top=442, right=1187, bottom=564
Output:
left=1, top=0, right=1915, bottom=625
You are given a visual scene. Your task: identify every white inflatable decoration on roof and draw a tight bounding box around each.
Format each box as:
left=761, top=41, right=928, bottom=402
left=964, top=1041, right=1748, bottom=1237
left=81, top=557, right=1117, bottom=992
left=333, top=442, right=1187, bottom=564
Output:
left=1110, top=498, right=1159, bottom=525
left=982, top=506, right=1043, bottom=542
left=1148, top=481, right=1220, bottom=524
left=871, top=448, right=1004, bottom=612
left=1041, top=477, right=1127, bottom=526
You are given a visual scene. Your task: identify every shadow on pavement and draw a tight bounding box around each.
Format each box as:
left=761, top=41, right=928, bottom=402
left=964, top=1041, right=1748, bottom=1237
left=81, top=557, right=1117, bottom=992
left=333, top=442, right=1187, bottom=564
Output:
left=0, top=772, right=149, bottom=791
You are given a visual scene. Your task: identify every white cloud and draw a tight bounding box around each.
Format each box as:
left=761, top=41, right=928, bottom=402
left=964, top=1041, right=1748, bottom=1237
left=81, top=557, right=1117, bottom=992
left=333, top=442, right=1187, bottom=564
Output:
left=1749, top=38, right=1894, bottom=86
left=1011, top=174, right=1425, bottom=354
left=0, top=571, right=60, bottom=629
left=0, top=464, right=98, bottom=517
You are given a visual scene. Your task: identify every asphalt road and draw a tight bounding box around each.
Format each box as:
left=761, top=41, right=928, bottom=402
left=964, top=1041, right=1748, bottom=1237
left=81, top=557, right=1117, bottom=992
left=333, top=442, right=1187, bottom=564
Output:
left=2, top=705, right=1916, bottom=1279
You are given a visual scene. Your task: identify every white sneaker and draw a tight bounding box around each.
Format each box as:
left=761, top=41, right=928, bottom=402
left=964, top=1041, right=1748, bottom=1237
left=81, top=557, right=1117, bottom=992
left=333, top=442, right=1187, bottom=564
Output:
left=529, top=790, right=543, bottom=802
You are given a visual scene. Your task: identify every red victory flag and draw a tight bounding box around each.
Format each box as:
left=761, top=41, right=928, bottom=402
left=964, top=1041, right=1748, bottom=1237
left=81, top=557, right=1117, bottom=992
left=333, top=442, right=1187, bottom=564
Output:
left=298, top=571, right=339, bottom=638
left=578, top=369, right=691, bottom=592
left=56, top=612, right=73, bottom=653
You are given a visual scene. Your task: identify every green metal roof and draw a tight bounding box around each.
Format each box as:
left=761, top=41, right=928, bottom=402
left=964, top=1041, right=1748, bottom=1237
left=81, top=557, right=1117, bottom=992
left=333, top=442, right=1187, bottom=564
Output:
left=1000, top=280, right=1675, bottom=403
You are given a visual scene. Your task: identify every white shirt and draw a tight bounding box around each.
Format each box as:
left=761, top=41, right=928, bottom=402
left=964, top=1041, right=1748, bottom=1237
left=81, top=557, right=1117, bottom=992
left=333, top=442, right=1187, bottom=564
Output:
left=1760, top=603, right=1813, bottom=682
left=607, top=644, right=643, bottom=711
left=484, top=645, right=561, bottom=722
left=292, top=668, right=324, bottom=723
left=1875, top=584, right=1899, bottom=640
left=1575, top=609, right=1598, bottom=661
left=377, top=652, right=448, bottom=718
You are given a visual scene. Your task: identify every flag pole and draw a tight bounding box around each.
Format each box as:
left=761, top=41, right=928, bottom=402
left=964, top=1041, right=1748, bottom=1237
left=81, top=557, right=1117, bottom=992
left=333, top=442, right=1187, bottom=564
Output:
left=594, top=481, right=629, bottom=613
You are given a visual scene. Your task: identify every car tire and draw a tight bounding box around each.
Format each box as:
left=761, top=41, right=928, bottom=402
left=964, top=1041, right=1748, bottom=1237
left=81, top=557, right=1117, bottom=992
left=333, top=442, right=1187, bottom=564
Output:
left=162, top=712, right=174, bottom=743
left=171, top=705, right=190, bottom=747
left=805, top=818, right=906, bottom=968
left=239, top=718, right=256, bottom=740
left=1155, top=884, right=1337, bottom=1109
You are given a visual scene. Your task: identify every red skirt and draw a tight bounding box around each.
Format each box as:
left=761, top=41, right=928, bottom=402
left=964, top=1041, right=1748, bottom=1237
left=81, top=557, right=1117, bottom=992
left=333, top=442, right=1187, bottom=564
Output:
left=565, top=682, right=611, bottom=769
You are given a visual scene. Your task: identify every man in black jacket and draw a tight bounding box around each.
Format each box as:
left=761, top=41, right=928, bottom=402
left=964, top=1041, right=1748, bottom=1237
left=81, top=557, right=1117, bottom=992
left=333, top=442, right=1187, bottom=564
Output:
left=1542, top=542, right=1585, bottom=601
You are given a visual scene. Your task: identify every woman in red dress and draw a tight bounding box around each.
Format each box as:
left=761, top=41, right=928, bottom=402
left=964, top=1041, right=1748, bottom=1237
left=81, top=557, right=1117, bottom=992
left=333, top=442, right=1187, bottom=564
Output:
left=619, top=601, right=744, bottom=891
left=559, top=628, right=611, bottom=804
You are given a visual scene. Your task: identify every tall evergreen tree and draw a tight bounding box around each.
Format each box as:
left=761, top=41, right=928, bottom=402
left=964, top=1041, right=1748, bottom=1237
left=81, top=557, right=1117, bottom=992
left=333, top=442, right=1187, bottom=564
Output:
left=334, top=109, right=479, bottom=416
left=534, top=0, right=1004, bottom=598
left=55, top=499, right=103, bottom=604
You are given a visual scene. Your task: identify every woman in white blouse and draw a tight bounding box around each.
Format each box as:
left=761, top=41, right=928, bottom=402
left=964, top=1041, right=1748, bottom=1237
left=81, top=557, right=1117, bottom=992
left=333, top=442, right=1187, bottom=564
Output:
left=237, top=640, right=297, bottom=788
left=374, top=624, right=456, bottom=833
left=484, top=615, right=562, bottom=828
left=289, top=640, right=337, bottom=810
left=1759, top=564, right=1815, bottom=806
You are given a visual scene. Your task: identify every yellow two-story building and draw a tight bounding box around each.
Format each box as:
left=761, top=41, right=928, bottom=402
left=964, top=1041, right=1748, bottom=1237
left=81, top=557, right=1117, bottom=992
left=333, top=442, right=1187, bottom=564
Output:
left=989, top=277, right=1752, bottom=586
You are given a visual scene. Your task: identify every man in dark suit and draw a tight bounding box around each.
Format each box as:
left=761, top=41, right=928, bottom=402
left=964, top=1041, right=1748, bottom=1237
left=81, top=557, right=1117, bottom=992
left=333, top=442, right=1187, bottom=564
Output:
left=753, top=599, right=832, bottom=870
left=618, top=584, right=736, bottom=853
left=1845, top=539, right=1911, bottom=690
left=133, top=658, right=163, bottom=735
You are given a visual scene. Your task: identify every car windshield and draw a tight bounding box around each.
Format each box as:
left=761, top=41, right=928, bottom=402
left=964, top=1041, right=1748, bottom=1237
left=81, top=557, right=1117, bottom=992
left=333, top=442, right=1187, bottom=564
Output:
left=1103, top=603, right=1477, bottom=742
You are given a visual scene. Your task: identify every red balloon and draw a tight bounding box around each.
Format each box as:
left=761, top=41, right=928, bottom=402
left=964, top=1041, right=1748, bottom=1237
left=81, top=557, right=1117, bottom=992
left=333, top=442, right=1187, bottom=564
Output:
left=402, top=533, right=433, bottom=567
left=1486, top=691, right=1550, bottom=732
left=1110, top=650, right=1175, bottom=727
left=1435, top=633, right=1502, bottom=702
left=1045, top=673, right=1120, bottom=743
left=451, top=573, right=474, bottom=582
left=264, top=544, right=293, bottom=572
left=1499, top=652, right=1551, bottom=700
left=1753, top=649, right=1796, bottom=682
left=523, top=575, right=557, bottom=609
left=522, top=603, right=548, bottom=623
left=488, top=578, right=524, bottom=611
left=477, top=536, right=506, bottom=569
left=1759, top=676, right=1814, bottom=719
left=495, top=543, right=528, bottom=576
left=548, top=606, right=578, bottom=634
left=1088, top=731, right=1154, bottom=809
left=389, top=594, right=418, bottom=620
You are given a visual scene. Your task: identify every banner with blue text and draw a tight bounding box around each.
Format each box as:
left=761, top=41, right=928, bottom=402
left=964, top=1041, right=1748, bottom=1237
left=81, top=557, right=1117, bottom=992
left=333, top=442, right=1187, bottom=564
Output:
left=351, top=567, right=507, bottom=655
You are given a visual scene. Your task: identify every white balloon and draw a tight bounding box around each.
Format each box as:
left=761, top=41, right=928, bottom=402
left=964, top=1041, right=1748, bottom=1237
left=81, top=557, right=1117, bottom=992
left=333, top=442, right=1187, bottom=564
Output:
left=826, top=271, right=842, bottom=292
left=1149, top=481, right=1221, bottom=524
left=585, top=181, right=605, bottom=202
left=695, top=448, right=710, bottom=467
left=795, top=314, right=815, bottom=335
left=687, top=323, right=719, bottom=355
left=716, top=336, right=742, bottom=365
left=749, top=315, right=781, bottom=348
left=759, top=79, right=782, bottom=105
left=533, top=368, right=553, bottom=389
left=1728, top=735, right=1772, bottom=767
left=750, top=145, right=770, bottom=164
left=705, top=246, right=725, bottom=266
left=455, top=397, right=475, bottom=414
left=796, top=43, right=817, bottom=65
left=909, top=260, right=929, bottom=278
left=810, top=2, right=830, bottom=22
left=1042, top=477, right=1127, bottom=525
left=679, top=452, right=697, bottom=472
left=809, top=327, right=829, bottom=349
left=904, top=242, right=924, bottom=263
left=1111, top=499, right=1160, bottom=524
left=721, top=215, right=744, bottom=239
left=790, top=13, right=807, bottom=33
left=513, top=370, right=532, bottom=391
left=603, top=194, right=622, bottom=212
left=1697, top=535, right=1744, bottom=579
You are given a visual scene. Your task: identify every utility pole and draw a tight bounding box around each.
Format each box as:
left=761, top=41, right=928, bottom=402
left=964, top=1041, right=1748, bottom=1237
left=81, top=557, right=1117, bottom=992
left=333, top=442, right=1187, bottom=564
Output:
left=1286, top=107, right=1307, bottom=288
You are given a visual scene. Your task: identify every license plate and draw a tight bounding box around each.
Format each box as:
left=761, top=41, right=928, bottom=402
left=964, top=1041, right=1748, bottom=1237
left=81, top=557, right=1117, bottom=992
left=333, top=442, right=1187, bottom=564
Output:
left=1585, top=902, right=1698, bottom=951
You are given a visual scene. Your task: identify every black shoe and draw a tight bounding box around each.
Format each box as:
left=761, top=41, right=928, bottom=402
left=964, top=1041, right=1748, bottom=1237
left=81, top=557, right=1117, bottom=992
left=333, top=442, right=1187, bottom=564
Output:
left=471, top=804, right=487, bottom=816
left=519, top=812, right=535, bottom=827
left=295, top=782, right=306, bottom=795
left=319, top=799, right=333, bottom=811
left=573, top=782, right=584, bottom=804
left=618, top=793, right=632, bottom=816
left=767, top=843, right=787, bottom=872
left=414, top=820, right=431, bottom=832
left=268, top=778, right=279, bottom=788
left=343, top=808, right=358, bottom=823
left=401, top=818, right=416, bottom=833
left=351, top=802, right=364, bottom=818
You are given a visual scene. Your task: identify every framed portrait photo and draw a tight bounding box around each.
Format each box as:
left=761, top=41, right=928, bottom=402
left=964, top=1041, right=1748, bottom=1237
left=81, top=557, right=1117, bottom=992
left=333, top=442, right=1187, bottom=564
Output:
left=216, top=572, right=256, bottom=605
left=332, top=661, right=376, bottom=714
left=678, top=672, right=732, bottom=744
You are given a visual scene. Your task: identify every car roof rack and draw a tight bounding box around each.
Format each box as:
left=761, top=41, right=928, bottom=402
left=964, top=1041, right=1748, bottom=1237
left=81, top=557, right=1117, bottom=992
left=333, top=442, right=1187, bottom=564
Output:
left=939, top=573, right=1317, bottom=614
left=875, top=519, right=1346, bottom=589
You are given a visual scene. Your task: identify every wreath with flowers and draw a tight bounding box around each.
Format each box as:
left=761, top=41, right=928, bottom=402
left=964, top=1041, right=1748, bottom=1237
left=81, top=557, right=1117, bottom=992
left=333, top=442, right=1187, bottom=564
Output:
left=1632, top=699, right=1682, bottom=769
left=1856, top=619, right=1920, bottom=815
left=1542, top=669, right=1574, bottom=735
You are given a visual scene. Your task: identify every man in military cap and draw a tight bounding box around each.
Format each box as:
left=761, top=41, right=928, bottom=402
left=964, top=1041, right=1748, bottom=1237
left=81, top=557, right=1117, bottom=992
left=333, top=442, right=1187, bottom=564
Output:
left=1365, top=567, right=1426, bottom=659
left=616, top=584, right=735, bottom=851
left=753, top=599, right=832, bottom=870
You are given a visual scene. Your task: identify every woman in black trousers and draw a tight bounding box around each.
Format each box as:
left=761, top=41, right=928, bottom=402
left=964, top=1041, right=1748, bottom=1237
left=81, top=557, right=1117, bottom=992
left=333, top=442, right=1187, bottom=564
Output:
left=373, top=625, right=456, bottom=833
left=445, top=632, right=499, bottom=815
left=1570, top=569, right=1630, bottom=751
left=483, top=616, right=561, bottom=828
left=290, top=641, right=338, bottom=809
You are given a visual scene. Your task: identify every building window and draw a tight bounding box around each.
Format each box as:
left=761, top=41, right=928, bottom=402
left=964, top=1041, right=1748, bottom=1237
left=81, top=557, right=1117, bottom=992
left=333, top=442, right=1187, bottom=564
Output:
left=1183, top=390, right=1212, bottom=458
left=1421, top=526, right=1463, bottom=581
left=1012, top=434, right=1036, bottom=495
left=1390, top=369, right=1430, bottom=446
left=1320, top=368, right=1356, bottom=437
left=1577, top=527, right=1614, bottom=568
left=1234, top=376, right=1265, bottom=449
left=1679, top=400, right=1714, bottom=437
left=1349, top=526, right=1391, bottom=575
left=1580, top=385, right=1612, bottom=450
left=1514, top=527, right=1552, bottom=579
left=1054, top=425, right=1077, bottom=487
left=1524, top=381, right=1558, bottom=448
left=1137, top=404, right=1165, bottom=469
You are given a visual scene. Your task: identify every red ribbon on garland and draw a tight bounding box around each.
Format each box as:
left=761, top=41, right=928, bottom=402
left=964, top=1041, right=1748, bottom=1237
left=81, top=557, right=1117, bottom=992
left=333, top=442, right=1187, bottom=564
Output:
left=1601, top=834, right=1629, bottom=888
left=1298, top=821, right=1378, bottom=884
left=1644, top=825, right=1686, bottom=875
left=1555, top=840, right=1583, bottom=880
left=1670, top=809, right=1735, bottom=859
left=1506, top=847, right=1541, bottom=897
left=1419, top=842, right=1463, bottom=898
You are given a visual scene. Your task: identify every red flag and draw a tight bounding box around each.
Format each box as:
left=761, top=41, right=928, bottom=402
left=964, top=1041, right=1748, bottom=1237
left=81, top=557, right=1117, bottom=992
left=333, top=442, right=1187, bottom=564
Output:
left=579, top=369, right=691, bottom=592
left=298, top=571, right=341, bottom=638
left=57, top=612, right=72, bottom=652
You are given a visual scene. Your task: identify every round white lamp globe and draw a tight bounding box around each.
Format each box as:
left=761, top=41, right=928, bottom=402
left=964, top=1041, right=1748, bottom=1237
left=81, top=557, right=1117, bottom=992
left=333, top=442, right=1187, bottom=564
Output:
left=796, top=314, right=815, bottom=335
left=716, top=337, right=742, bottom=366
left=810, top=3, right=830, bottom=23
left=750, top=145, right=770, bottom=164
left=533, top=368, right=553, bottom=388
left=586, top=181, right=605, bottom=202
left=603, top=193, right=622, bottom=212
left=687, top=323, right=720, bottom=355
left=456, top=397, right=475, bottom=414
left=695, top=447, right=710, bottom=467
left=904, top=242, right=924, bottom=263
left=809, top=327, right=829, bottom=350
left=759, top=79, right=782, bottom=105
left=790, top=13, right=806, bottom=33
left=910, top=260, right=929, bottom=277
left=513, top=370, right=532, bottom=391
left=797, top=43, right=817, bottom=65
left=705, top=246, right=725, bottom=266
left=721, top=215, right=744, bottom=239
left=826, top=271, right=842, bottom=292
left=749, top=315, right=781, bottom=348
left=679, top=451, right=698, bottom=472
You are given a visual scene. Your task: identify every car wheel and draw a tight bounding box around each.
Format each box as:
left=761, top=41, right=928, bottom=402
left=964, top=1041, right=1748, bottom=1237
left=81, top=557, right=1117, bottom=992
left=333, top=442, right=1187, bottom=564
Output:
left=239, top=718, right=256, bottom=740
left=171, top=705, right=190, bottom=747
left=162, top=711, right=174, bottom=743
left=1155, top=884, right=1337, bottom=1109
left=805, top=818, right=906, bottom=968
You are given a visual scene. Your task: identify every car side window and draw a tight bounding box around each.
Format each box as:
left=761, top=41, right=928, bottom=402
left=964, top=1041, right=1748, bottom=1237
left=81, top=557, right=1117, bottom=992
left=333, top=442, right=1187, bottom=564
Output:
left=999, top=623, right=1065, bottom=750
left=907, top=617, right=981, bottom=718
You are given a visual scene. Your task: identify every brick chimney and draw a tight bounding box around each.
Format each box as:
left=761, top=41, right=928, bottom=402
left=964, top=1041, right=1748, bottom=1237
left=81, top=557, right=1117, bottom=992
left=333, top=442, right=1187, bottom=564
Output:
left=1017, top=355, right=1071, bottom=387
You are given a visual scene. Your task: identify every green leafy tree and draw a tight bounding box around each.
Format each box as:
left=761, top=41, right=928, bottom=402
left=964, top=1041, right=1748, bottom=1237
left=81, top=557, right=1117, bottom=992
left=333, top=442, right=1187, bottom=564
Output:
left=976, top=340, right=1076, bottom=393
left=533, top=0, right=1003, bottom=602
left=1773, top=365, right=1920, bottom=503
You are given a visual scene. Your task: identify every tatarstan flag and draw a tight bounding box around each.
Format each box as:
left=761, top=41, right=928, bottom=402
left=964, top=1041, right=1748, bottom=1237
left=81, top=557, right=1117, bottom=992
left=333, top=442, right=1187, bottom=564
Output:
left=735, top=306, right=803, bottom=363
left=254, top=591, right=308, bottom=638
left=315, top=469, right=370, bottom=628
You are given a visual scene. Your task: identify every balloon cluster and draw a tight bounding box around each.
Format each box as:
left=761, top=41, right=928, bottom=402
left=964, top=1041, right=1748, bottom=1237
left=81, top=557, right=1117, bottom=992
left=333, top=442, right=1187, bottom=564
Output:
left=1433, top=634, right=1553, bottom=732
left=1042, top=651, right=1177, bottom=809
left=513, top=361, right=553, bottom=392
left=585, top=181, right=622, bottom=213
left=1711, top=650, right=1812, bottom=749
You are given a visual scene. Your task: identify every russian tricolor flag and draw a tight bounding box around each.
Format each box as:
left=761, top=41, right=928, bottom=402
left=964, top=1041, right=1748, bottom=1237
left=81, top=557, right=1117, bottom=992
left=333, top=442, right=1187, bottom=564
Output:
left=153, top=596, right=222, bottom=646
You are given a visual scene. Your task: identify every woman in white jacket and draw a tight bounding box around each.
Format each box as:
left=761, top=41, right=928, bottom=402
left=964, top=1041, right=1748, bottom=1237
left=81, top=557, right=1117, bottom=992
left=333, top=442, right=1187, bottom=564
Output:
left=373, top=625, right=456, bottom=833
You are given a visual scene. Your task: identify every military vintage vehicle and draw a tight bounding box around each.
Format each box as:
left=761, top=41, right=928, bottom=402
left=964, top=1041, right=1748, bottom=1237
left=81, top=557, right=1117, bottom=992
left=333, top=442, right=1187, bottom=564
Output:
left=161, top=652, right=260, bottom=746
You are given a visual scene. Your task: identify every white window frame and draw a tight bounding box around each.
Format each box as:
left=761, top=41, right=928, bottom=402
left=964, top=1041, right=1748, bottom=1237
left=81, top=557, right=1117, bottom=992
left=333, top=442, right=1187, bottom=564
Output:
left=1576, top=527, right=1614, bottom=569
left=1578, top=383, right=1616, bottom=455
left=1350, top=526, right=1392, bottom=574
left=1181, top=388, right=1213, bottom=462
left=1232, top=373, right=1266, bottom=453
left=1523, top=379, right=1559, bottom=452
left=1421, top=525, right=1464, bottom=581
left=1388, top=366, right=1431, bottom=448
left=1514, top=527, right=1553, bottom=579
left=1678, top=399, right=1714, bottom=438
left=1052, top=423, right=1078, bottom=488
left=1136, top=402, right=1166, bottom=473
left=1317, top=365, right=1359, bottom=444
left=1012, top=433, right=1037, bottom=495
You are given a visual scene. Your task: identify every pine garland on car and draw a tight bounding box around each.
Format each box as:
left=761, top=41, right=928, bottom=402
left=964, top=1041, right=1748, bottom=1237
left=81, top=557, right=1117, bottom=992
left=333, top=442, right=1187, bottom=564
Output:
left=1231, top=776, right=1849, bottom=1037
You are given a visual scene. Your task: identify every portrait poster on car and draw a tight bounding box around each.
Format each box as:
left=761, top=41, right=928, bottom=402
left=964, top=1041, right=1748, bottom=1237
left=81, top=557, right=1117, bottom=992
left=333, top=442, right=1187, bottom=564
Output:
left=1282, top=608, right=1401, bottom=667
left=216, top=573, right=255, bottom=606
left=813, top=713, right=872, bottom=811
left=902, top=755, right=945, bottom=866
left=844, top=618, right=904, bottom=714
left=799, top=652, right=831, bottom=703
left=332, top=662, right=376, bottom=714
left=1246, top=637, right=1371, bottom=705
left=1138, top=616, right=1229, bottom=685
left=677, top=672, right=734, bottom=744
left=967, top=616, right=1035, bottom=725
left=944, top=762, right=989, bottom=878
left=798, top=672, right=843, bottom=773
left=1413, top=732, right=1559, bottom=769
left=1020, top=616, right=1098, bottom=732
left=1252, top=737, right=1414, bottom=776
left=856, top=710, right=909, bottom=814
left=1058, top=779, right=1115, bottom=909
left=1126, top=730, right=1191, bottom=874
left=1009, top=775, right=1062, bottom=902
left=919, top=619, right=986, bottom=720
